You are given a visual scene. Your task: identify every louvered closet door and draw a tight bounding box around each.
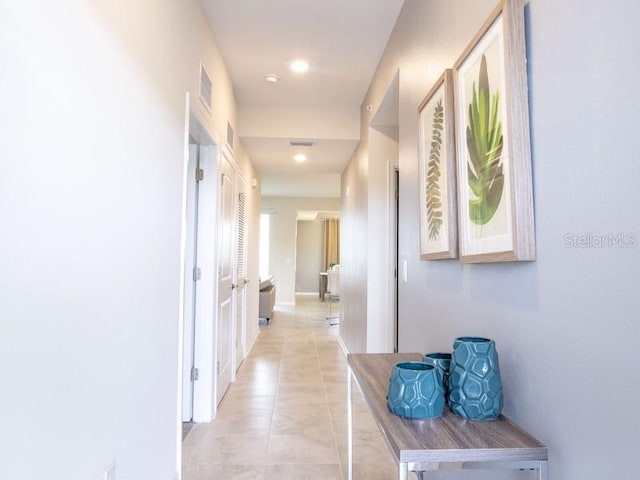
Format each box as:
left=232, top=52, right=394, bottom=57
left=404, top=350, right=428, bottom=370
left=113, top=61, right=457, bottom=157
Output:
left=216, top=154, right=235, bottom=405
left=235, top=187, right=248, bottom=370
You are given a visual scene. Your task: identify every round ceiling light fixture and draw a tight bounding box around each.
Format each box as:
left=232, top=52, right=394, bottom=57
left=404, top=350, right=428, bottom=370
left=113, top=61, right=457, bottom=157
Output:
left=294, top=153, right=307, bottom=163
left=264, top=73, right=279, bottom=83
left=290, top=59, right=309, bottom=74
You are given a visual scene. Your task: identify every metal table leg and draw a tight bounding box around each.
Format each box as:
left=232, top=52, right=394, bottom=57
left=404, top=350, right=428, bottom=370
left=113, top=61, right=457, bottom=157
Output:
left=399, top=462, right=409, bottom=480
left=347, top=366, right=353, bottom=480
left=540, top=460, right=549, bottom=480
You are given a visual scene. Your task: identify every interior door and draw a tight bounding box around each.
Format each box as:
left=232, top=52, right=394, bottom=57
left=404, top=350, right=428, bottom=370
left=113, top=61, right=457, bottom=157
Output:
left=216, top=153, right=235, bottom=405
left=182, top=143, right=200, bottom=421
left=235, top=187, right=248, bottom=371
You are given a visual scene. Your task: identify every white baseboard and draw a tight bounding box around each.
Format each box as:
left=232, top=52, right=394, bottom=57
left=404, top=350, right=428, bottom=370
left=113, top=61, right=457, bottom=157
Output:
left=246, top=326, right=260, bottom=355
left=337, top=333, right=349, bottom=358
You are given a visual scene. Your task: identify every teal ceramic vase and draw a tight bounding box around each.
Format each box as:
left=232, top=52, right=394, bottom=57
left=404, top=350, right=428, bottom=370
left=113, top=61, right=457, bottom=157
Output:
left=422, top=352, right=452, bottom=393
left=448, top=337, right=503, bottom=420
left=387, top=361, right=445, bottom=419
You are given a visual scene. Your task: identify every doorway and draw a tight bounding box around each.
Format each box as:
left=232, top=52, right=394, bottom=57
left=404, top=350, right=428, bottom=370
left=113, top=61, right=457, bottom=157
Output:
left=182, top=140, right=201, bottom=422
left=370, top=70, right=399, bottom=353
left=181, top=98, right=219, bottom=423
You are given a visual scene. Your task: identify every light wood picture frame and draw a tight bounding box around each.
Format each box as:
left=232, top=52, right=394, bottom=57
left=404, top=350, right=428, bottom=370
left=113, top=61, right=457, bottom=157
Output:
left=453, top=0, right=535, bottom=263
left=418, top=69, right=458, bottom=260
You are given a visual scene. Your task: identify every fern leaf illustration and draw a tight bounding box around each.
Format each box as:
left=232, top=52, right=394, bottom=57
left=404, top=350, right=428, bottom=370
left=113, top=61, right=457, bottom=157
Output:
left=426, top=100, right=444, bottom=240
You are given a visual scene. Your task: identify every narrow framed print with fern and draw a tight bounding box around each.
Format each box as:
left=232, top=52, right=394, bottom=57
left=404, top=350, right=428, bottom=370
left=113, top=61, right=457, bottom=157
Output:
left=453, top=0, right=535, bottom=263
left=418, top=69, right=458, bottom=260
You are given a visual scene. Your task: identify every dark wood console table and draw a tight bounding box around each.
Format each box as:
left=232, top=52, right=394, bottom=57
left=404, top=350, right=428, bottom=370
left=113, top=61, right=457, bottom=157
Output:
left=347, top=353, right=548, bottom=479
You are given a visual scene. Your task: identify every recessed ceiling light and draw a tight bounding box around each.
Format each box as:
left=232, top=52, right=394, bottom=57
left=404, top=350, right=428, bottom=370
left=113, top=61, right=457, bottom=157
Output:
left=264, top=73, right=278, bottom=83
left=290, top=59, right=309, bottom=74
left=294, top=154, right=307, bottom=163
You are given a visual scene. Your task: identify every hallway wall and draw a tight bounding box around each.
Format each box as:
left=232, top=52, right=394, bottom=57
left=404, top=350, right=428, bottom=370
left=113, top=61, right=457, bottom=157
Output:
left=342, top=0, right=640, bottom=478
left=0, top=1, right=258, bottom=479
left=295, top=219, right=323, bottom=294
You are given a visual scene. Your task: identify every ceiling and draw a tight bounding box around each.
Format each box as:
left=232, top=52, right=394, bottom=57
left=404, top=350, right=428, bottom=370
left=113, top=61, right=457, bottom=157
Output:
left=200, top=0, right=405, bottom=197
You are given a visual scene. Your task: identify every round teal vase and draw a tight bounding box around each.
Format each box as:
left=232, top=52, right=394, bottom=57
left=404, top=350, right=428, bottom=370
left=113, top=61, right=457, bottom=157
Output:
left=448, top=337, right=503, bottom=420
left=422, top=352, right=452, bottom=393
left=387, top=362, right=445, bottom=419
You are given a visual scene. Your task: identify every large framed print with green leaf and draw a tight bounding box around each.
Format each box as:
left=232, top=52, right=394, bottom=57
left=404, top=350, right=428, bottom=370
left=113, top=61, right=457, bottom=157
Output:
left=454, top=0, right=535, bottom=263
left=418, top=69, right=457, bottom=260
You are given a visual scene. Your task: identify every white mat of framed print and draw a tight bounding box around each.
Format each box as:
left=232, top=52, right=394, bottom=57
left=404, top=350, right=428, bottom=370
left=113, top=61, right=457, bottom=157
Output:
left=453, top=0, right=535, bottom=263
left=418, top=69, right=457, bottom=260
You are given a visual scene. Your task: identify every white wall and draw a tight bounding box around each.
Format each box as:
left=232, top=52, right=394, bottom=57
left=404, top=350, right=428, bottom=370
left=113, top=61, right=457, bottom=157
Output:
left=341, top=127, right=399, bottom=353
left=0, top=1, right=258, bottom=478
left=366, top=129, right=399, bottom=353
left=342, top=0, right=640, bottom=478
left=295, top=220, right=323, bottom=293
left=341, top=147, right=369, bottom=352
left=261, top=197, right=340, bottom=305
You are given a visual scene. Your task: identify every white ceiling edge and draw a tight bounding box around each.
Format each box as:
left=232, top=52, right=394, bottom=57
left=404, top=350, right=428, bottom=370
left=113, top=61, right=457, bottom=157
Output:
left=238, top=105, right=360, bottom=140
left=261, top=172, right=340, bottom=198
left=242, top=137, right=358, bottom=174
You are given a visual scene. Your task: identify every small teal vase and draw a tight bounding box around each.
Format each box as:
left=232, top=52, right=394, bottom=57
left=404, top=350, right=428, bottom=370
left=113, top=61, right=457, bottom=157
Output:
left=422, top=352, right=452, bottom=393
left=448, top=337, right=503, bottom=420
left=387, top=362, right=445, bottom=419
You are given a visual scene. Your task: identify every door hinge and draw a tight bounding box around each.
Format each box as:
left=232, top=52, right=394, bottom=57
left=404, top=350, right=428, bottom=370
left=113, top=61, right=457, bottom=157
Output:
left=196, top=168, right=204, bottom=182
left=193, top=267, right=202, bottom=281
left=216, top=361, right=221, bottom=374
left=190, top=367, right=199, bottom=382
left=220, top=173, right=225, bottom=186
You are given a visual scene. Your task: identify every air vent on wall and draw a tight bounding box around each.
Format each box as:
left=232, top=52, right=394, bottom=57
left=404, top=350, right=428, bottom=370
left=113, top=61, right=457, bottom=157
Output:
left=199, top=63, right=212, bottom=113
left=226, top=122, right=234, bottom=150
left=289, top=140, right=314, bottom=147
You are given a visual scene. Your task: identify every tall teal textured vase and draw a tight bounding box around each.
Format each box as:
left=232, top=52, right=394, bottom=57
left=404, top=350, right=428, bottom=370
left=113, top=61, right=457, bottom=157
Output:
left=387, top=362, right=445, bottom=419
left=448, top=337, right=503, bottom=420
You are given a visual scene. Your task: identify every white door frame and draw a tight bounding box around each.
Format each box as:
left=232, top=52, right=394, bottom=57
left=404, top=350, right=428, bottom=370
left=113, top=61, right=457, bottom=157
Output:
left=181, top=141, right=200, bottom=422
left=178, top=94, right=220, bottom=428
left=177, top=95, right=252, bottom=441
left=388, top=161, right=399, bottom=353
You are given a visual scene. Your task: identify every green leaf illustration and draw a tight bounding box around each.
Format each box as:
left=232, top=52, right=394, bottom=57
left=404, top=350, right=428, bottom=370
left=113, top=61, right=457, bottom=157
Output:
left=426, top=100, right=444, bottom=240
left=466, top=54, right=504, bottom=225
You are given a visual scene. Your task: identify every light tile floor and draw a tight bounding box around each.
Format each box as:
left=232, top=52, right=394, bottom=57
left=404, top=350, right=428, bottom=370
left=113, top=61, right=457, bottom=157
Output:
left=182, top=295, right=397, bottom=479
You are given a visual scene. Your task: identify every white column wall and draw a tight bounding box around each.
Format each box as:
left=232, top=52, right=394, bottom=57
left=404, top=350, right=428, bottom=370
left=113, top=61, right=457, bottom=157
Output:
left=0, top=1, right=258, bottom=478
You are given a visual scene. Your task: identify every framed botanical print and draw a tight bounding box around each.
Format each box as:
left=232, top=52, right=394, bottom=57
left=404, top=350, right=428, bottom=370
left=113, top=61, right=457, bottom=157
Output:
left=418, top=69, right=458, bottom=260
left=454, top=0, right=535, bottom=263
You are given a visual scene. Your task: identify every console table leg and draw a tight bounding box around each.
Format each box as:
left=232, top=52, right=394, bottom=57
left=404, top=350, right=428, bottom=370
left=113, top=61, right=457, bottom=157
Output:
left=539, top=460, right=549, bottom=480
left=347, top=367, right=353, bottom=480
left=398, top=462, right=409, bottom=480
